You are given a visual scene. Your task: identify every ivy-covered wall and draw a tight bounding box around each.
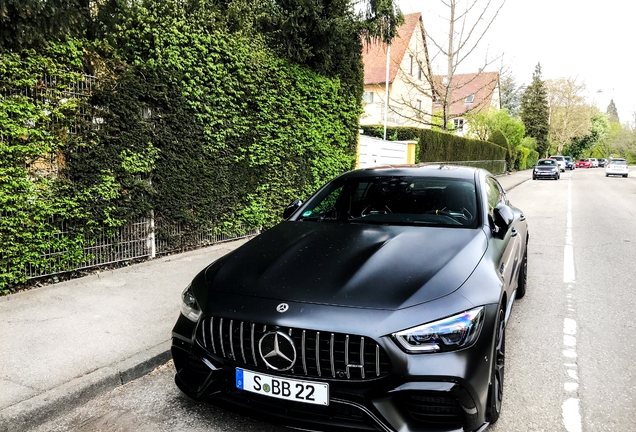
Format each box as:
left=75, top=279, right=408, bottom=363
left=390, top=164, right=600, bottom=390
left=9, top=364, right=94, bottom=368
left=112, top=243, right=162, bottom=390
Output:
left=0, top=1, right=365, bottom=293
left=0, top=43, right=101, bottom=292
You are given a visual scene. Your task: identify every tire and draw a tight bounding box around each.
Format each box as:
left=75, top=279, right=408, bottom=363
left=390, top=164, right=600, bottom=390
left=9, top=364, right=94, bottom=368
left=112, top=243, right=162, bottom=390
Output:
left=624, top=174, right=628, bottom=178
left=487, top=306, right=506, bottom=424
left=516, top=243, right=527, bottom=299
left=533, top=176, right=536, bottom=180
left=606, top=174, right=609, bottom=177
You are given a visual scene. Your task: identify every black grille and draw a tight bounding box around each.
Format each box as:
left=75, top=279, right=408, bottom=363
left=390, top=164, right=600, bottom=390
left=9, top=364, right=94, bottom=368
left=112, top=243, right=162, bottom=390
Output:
left=196, top=316, right=391, bottom=381
left=400, top=392, right=465, bottom=426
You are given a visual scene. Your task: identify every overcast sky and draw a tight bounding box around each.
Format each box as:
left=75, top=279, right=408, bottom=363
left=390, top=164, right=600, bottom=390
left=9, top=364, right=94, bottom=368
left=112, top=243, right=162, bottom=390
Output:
left=397, top=0, right=634, bottom=123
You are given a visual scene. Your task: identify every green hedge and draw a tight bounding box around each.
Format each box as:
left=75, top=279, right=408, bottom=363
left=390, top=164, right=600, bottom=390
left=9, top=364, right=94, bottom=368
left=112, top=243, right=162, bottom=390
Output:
left=360, top=125, right=421, bottom=142
left=419, top=128, right=506, bottom=173
left=514, top=146, right=539, bottom=170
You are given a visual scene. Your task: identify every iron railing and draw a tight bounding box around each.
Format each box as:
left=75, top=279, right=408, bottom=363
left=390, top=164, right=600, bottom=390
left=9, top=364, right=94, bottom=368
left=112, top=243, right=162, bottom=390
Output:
left=21, top=216, right=258, bottom=280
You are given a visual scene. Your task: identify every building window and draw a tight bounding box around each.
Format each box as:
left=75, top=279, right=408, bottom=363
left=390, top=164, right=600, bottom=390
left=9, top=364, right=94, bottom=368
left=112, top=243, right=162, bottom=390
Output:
left=453, top=118, right=465, bottom=132
left=417, top=62, right=422, bottom=80
left=416, top=100, right=422, bottom=111
left=409, top=55, right=414, bottom=75
left=465, top=94, right=475, bottom=103
left=362, top=91, right=374, bottom=103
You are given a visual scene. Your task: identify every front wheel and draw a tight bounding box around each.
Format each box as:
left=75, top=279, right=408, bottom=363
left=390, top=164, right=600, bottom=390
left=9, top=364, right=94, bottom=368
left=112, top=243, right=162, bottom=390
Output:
left=516, top=244, right=527, bottom=299
left=487, top=306, right=506, bottom=424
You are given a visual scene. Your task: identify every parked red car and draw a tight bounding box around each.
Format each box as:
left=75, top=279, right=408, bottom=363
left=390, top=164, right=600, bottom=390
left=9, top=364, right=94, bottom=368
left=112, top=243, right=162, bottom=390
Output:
left=576, top=158, right=592, bottom=168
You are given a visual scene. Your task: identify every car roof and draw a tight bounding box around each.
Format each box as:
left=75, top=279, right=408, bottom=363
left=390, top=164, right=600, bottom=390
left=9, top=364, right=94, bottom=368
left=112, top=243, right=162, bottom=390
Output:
left=342, top=164, right=480, bottom=181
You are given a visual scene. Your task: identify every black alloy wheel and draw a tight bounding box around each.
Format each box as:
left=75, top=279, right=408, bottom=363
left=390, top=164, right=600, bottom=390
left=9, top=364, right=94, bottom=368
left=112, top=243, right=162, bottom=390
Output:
left=516, top=243, right=527, bottom=299
left=487, top=306, right=506, bottom=424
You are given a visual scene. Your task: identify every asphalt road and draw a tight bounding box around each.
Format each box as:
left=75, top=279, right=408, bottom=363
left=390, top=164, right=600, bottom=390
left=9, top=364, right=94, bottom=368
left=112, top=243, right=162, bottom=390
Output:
left=29, top=167, right=636, bottom=432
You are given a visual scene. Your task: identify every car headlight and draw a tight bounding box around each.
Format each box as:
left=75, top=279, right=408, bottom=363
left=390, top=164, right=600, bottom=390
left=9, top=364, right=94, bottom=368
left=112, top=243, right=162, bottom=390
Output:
left=393, top=307, right=485, bottom=353
left=181, top=284, right=202, bottom=322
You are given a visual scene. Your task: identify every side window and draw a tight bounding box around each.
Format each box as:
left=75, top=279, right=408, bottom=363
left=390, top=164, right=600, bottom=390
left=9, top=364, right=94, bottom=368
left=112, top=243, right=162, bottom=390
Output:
left=485, top=177, right=504, bottom=215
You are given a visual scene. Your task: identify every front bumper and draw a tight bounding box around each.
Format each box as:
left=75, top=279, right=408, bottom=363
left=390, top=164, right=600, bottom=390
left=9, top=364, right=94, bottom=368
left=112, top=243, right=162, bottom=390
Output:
left=533, top=170, right=559, bottom=179
left=171, top=303, right=499, bottom=432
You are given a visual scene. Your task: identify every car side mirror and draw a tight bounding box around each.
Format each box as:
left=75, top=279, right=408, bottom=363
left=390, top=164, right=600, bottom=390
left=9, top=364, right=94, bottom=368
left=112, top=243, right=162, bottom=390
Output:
left=492, top=204, right=514, bottom=238
left=283, top=199, right=303, bottom=219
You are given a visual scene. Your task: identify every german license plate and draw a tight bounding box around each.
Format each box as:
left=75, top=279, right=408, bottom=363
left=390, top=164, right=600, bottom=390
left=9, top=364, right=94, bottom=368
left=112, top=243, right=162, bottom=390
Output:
left=236, top=368, right=329, bottom=406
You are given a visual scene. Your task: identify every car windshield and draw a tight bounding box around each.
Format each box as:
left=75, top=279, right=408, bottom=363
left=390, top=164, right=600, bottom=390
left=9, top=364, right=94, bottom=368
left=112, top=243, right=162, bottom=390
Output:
left=297, top=176, right=479, bottom=228
left=610, top=160, right=627, bottom=165
left=550, top=156, right=564, bottom=160
left=564, top=156, right=573, bottom=161
left=537, top=160, right=556, bottom=166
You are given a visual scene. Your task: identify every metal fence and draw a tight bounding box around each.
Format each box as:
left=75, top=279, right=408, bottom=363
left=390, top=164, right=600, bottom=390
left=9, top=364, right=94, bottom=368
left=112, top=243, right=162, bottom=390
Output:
left=24, top=216, right=259, bottom=280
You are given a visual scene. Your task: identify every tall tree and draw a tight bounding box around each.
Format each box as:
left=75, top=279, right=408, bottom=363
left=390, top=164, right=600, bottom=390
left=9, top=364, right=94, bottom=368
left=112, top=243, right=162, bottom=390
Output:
left=563, top=113, right=609, bottom=160
left=499, top=67, right=524, bottom=118
left=465, top=107, right=525, bottom=146
left=606, top=99, right=620, bottom=123
left=520, top=63, right=550, bottom=157
left=545, top=77, right=596, bottom=154
left=387, top=0, right=506, bottom=130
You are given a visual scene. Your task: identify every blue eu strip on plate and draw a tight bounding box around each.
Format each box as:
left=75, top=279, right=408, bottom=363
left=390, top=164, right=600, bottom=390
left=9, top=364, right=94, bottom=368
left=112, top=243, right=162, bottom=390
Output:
left=236, top=368, right=244, bottom=389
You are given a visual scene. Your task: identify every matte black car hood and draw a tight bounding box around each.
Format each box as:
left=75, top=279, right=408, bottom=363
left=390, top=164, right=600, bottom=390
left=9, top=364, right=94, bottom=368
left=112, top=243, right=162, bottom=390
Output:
left=205, top=222, right=488, bottom=310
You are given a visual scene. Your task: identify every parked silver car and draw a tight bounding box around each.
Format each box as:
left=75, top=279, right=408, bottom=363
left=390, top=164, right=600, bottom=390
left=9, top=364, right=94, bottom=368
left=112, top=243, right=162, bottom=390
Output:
left=533, top=158, right=560, bottom=180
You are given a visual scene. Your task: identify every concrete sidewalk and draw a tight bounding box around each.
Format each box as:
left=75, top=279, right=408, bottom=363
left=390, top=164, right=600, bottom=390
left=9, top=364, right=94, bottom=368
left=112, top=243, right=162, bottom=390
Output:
left=0, top=240, right=250, bottom=432
left=0, top=169, right=531, bottom=432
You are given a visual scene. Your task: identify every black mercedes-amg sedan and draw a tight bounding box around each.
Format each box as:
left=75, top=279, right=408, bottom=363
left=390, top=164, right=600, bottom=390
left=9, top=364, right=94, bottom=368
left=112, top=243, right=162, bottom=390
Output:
left=171, top=164, right=529, bottom=432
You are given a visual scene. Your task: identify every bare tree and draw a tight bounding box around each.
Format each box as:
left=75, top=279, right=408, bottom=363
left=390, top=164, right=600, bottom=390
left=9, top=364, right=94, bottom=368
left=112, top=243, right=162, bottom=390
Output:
left=390, top=0, right=506, bottom=131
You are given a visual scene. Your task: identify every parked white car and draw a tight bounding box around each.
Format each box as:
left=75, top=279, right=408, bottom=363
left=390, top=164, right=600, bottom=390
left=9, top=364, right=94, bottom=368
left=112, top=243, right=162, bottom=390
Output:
left=605, top=158, right=629, bottom=177
left=590, top=158, right=599, bottom=168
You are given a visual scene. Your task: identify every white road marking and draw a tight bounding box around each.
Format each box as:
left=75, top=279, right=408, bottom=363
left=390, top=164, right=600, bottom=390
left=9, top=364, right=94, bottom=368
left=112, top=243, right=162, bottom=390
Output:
left=563, top=318, right=577, bottom=335
left=563, top=398, right=582, bottom=432
left=564, top=177, right=575, bottom=283
left=562, top=176, right=583, bottom=432
left=563, top=335, right=576, bottom=347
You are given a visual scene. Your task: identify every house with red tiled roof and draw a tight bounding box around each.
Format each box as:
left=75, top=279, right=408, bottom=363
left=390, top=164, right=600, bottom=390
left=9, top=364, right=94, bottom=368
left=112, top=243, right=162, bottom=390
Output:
left=433, top=71, right=501, bottom=135
left=360, top=12, right=431, bottom=128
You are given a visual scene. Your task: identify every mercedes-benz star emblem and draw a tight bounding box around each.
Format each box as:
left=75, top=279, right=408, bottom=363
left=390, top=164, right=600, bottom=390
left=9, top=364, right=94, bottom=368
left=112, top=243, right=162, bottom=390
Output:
left=276, top=303, right=289, bottom=313
left=258, top=331, right=297, bottom=371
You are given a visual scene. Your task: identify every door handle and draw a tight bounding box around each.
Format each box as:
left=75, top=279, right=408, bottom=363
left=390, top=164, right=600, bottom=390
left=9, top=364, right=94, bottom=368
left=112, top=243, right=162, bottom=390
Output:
left=511, top=228, right=518, bottom=237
